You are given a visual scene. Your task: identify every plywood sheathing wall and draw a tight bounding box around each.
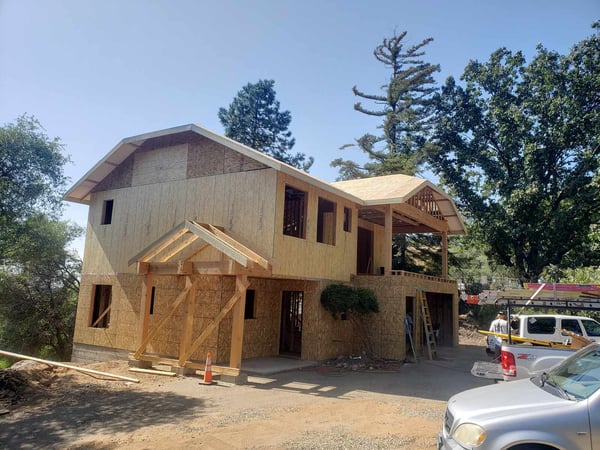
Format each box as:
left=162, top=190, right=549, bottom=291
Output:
left=272, top=172, right=358, bottom=282
left=83, top=138, right=278, bottom=275
left=75, top=274, right=333, bottom=364
left=74, top=274, right=141, bottom=351
left=352, top=275, right=459, bottom=360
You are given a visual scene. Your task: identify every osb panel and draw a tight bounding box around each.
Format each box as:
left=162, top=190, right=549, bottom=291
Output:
left=186, top=136, right=268, bottom=178
left=352, top=274, right=459, bottom=359
left=73, top=269, right=458, bottom=366
left=272, top=172, right=358, bottom=282
left=132, top=144, right=188, bottom=187
left=84, top=181, right=188, bottom=274
left=92, top=153, right=134, bottom=193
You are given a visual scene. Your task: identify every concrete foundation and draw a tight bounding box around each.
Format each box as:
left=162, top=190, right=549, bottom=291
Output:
left=220, top=372, right=248, bottom=385
left=170, top=365, right=197, bottom=376
left=128, top=359, right=154, bottom=369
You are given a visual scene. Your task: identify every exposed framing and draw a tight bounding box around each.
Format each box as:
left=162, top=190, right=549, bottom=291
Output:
left=317, top=197, right=336, bottom=245
left=283, top=185, right=307, bottom=239
left=90, top=284, right=112, bottom=328
left=129, top=220, right=270, bottom=375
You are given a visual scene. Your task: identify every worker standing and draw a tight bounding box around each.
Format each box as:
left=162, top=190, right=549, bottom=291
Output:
left=488, top=311, right=508, bottom=360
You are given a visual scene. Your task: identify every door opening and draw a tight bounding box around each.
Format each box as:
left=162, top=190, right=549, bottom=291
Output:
left=280, top=291, right=303, bottom=356
left=357, top=227, right=374, bottom=274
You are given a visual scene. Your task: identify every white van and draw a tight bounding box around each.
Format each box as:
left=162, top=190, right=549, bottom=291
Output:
left=511, top=314, right=600, bottom=344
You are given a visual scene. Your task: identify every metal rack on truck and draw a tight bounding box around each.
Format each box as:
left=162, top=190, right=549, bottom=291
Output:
left=471, top=283, right=600, bottom=381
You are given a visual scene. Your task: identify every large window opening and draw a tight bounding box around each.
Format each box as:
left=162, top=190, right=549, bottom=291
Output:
left=283, top=185, right=307, bottom=239
left=317, top=197, right=336, bottom=245
left=101, top=199, right=114, bottom=225
left=90, top=284, right=112, bottom=328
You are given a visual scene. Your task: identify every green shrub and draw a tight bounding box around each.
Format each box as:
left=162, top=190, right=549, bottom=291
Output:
left=320, top=284, right=379, bottom=318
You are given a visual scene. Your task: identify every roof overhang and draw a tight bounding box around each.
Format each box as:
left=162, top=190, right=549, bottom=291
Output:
left=333, top=175, right=466, bottom=235
left=64, top=123, right=363, bottom=206
left=64, top=124, right=465, bottom=235
left=130, top=220, right=272, bottom=277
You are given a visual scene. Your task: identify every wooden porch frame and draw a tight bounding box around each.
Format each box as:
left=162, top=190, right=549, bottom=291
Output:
left=374, top=204, right=450, bottom=278
left=130, top=220, right=270, bottom=376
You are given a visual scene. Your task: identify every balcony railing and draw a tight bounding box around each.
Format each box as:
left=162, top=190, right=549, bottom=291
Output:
left=389, top=270, right=456, bottom=285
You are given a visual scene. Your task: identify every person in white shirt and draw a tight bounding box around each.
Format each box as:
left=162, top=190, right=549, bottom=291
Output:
left=488, top=311, right=508, bottom=360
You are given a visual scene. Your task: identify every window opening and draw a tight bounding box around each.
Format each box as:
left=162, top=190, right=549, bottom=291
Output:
left=244, top=290, right=256, bottom=320
left=283, top=185, right=307, bottom=239
left=317, top=197, right=336, bottom=245
left=101, top=199, right=114, bottom=225
left=90, top=284, right=112, bottom=328
left=343, top=207, right=352, bottom=232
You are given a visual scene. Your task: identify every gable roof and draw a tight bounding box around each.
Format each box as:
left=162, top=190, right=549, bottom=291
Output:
left=63, top=123, right=362, bottom=205
left=64, top=124, right=466, bottom=234
left=332, top=174, right=466, bottom=234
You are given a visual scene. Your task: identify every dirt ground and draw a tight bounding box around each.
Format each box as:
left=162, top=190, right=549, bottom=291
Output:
left=0, top=320, right=491, bottom=449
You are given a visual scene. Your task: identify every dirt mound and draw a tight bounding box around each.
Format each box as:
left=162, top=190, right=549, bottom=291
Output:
left=0, top=369, right=29, bottom=406
left=459, top=315, right=486, bottom=346
left=0, top=361, right=59, bottom=409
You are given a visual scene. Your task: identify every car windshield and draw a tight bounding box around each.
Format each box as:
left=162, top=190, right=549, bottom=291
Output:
left=582, top=319, right=600, bottom=337
left=542, top=345, right=600, bottom=400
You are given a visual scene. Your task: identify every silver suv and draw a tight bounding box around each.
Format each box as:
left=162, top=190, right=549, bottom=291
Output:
left=438, top=343, right=600, bottom=449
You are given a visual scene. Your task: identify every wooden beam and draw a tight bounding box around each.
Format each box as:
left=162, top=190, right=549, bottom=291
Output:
left=134, top=281, right=195, bottom=359
left=384, top=204, right=393, bottom=275
left=182, top=275, right=251, bottom=363
left=392, top=211, right=420, bottom=226
left=137, top=261, right=149, bottom=275
left=185, top=220, right=251, bottom=267
left=441, top=231, right=448, bottom=279
left=129, top=353, right=240, bottom=376
left=394, top=203, right=449, bottom=232
left=90, top=303, right=112, bottom=328
left=128, top=222, right=188, bottom=265
left=178, top=276, right=197, bottom=366
left=177, top=260, right=193, bottom=274
left=137, top=273, right=154, bottom=354
left=128, top=367, right=177, bottom=377
left=207, top=225, right=270, bottom=270
left=144, top=261, right=234, bottom=276
left=229, top=275, right=248, bottom=369
left=393, top=225, right=439, bottom=234
left=155, top=233, right=199, bottom=262
left=176, top=241, right=211, bottom=262
left=0, top=350, right=140, bottom=383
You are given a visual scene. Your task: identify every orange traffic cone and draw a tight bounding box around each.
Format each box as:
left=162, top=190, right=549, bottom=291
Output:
left=203, top=352, right=214, bottom=384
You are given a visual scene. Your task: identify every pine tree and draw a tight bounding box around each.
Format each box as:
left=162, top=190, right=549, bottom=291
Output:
left=218, top=80, right=313, bottom=171
left=332, top=31, right=439, bottom=179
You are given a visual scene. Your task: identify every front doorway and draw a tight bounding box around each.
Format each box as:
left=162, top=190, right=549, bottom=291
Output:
left=280, top=291, right=303, bottom=356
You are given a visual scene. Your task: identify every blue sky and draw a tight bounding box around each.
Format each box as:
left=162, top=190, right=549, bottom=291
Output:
left=1, top=0, right=598, bottom=255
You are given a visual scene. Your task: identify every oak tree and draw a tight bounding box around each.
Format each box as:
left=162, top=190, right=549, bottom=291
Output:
left=429, top=24, right=600, bottom=283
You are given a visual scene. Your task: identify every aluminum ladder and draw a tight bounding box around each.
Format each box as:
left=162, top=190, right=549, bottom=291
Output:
left=417, top=289, right=438, bottom=360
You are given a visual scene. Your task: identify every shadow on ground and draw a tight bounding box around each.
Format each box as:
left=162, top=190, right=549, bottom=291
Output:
left=0, top=384, right=206, bottom=448
left=242, top=344, right=494, bottom=402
